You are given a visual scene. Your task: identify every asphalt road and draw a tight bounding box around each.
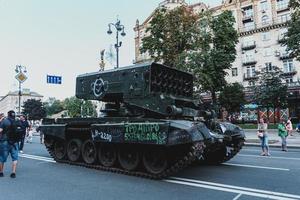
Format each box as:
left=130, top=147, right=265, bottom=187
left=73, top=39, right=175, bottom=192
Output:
left=0, top=136, right=300, bottom=200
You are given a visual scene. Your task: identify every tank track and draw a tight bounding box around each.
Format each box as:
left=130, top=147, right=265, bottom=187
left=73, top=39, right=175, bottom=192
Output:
left=221, top=138, right=245, bottom=163
left=200, top=138, right=245, bottom=164
left=45, top=139, right=205, bottom=180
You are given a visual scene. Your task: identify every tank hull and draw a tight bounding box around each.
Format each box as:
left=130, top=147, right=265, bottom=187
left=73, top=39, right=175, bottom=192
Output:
left=41, top=117, right=211, bottom=179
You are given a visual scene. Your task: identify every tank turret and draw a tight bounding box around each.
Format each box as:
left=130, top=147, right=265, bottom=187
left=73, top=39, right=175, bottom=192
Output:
left=76, top=62, right=200, bottom=118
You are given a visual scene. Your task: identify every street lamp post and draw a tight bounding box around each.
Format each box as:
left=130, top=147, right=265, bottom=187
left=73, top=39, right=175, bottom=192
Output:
left=107, top=19, right=126, bottom=69
left=15, top=65, right=27, bottom=115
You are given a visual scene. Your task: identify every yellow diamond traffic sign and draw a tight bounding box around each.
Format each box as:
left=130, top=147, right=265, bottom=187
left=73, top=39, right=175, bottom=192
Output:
left=15, top=72, right=27, bottom=83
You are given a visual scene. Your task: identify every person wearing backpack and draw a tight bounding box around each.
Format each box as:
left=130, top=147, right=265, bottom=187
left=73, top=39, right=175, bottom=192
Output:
left=0, top=110, right=21, bottom=178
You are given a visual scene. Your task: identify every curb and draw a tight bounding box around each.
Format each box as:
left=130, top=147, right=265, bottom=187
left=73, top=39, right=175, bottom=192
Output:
left=245, top=142, right=300, bottom=149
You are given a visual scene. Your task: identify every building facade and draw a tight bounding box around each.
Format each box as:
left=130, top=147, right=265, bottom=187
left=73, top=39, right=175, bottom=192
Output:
left=134, top=0, right=300, bottom=119
left=0, top=89, right=43, bottom=115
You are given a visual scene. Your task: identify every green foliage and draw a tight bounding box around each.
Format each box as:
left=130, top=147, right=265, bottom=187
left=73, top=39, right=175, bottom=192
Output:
left=43, top=98, right=64, bottom=117
left=140, top=6, right=200, bottom=68
left=239, top=123, right=279, bottom=129
left=188, top=11, right=239, bottom=104
left=219, top=83, right=245, bottom=114
left=253, top=67, right=288, bottom=109
left=141, top=8, right=238, bottom=105
left=22, top=99, right=46, bottom=120
left=63, top=96, right=97, bottom=118
left=283, top=0, right=300, bottom=61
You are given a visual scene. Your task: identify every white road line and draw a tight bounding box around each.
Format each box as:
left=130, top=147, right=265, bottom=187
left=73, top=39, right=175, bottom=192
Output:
left=232, top=193, right=242, bottom=200
left=19, top=154, right=300, bottom=199
left=238, top=154, right=300, bottom=161
left=21, top=154, right=53, bottom=160
left=20, top=154, right=56, bottom=163
left=223, top=163, right=290, bottom=171
left=168, top=177, right=300, bottom=200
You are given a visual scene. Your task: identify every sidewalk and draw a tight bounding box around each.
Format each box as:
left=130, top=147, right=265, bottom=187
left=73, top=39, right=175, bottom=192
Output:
left=244, top=129, right=300, bottom=149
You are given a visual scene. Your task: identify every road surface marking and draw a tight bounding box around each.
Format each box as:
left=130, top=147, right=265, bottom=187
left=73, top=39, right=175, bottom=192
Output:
left=233, top=193, right=242, bottom=200
left=223, top=163, right=290, bottom=171
left=166, top=177, right=300, bottom=200
left=20, top=154, right=55, bottom=163
left=20, top=154, right=299, bottom=199
left=238, top=154, right=300, bottom=161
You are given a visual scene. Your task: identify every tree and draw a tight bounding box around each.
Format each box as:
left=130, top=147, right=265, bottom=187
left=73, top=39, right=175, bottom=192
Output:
left=63, top=96, right=97, bottom=118
left=43, top=98, right=64, bottom=117
left=141, top=7, right=238, bottom=106
left=219, top=83, right=245, bottom=115
left=188, top=11, right=239, bottom=105
left=283, top=0, right=300, bottom=61
left=22, top=99, right=46, bottom=120
left=140, top=6, right=200, bottom=68
left=253, top=67, right=288, bottom=122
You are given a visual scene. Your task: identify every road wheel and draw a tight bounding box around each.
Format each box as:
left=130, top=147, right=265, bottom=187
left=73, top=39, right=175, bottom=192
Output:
left=98, top=144, right=117, bottom=167
left=118, top=146, right=140, bottom=171
left=54, top=140, right=66, bottom=160
left=67, top=139, right=82, bottom=162
left=81, top=140, right=97, bottom=164
left=143, top=148, right=167, bottom=175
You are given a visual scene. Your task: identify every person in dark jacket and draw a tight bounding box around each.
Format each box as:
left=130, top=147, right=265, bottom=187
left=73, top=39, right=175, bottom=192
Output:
left=0, top=110, right=19, bottom=178
left=19, top=115, right=30, bottom=153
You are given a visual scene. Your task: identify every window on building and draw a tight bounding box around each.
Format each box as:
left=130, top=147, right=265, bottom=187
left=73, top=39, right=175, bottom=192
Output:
left=246, top=66, right=256, bottom=77
left=285, top=78, right=293, bottom=84
left=243, top=35, right=254, bottom=47
left=244, top=21, right=255, bottom=31
left=283, top=59, right=294, bottom=73
left=260, top=0, right=268, bottom=11
left=265, top=62, right=274, bottom=71
left=277, top=13, right=291, bottom=23
left=262, top=15, right=269, bottom=25
left=249, top=81, right=255, bottom=86
left=276, top=0, right=289, bottom=10
left=244, top=51, right=255, bottom=62
left=262, top=32, right=270, bottom=41
left=264, top=48, right=272, bottom=57
left=232, top=68, right=238, bottom=76
left=243, top=6, right=254, bottom=18
left=278, top=28, right=288, bottom=40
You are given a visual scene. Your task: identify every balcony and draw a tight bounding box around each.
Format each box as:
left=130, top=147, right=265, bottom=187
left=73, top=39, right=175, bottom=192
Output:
left=282, top=70, right=297, bottom=77
left=277, top=4, right=290, bottom=13
left=242, top=15, right=254, bottom=23
left=242, top=60, right=257, bottom=66
left=279, top=52, right=293, bottom=60
left=244, top=74, right=258, bottom=81
left=242, top=41, right=256, bottom=50
left=241, top=24, right=256, bottom=32
left=285, top=81, right=300, bottom=88
left=239, top=18, right=291, bottom=35
left=278, top=36, right=286, bottom=43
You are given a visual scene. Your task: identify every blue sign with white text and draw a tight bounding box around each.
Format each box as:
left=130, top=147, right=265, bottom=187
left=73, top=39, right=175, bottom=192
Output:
left=47, top=75, right=62, bottom=84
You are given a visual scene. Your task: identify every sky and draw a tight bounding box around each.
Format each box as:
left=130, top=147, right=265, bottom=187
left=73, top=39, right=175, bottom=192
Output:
left=0, top=0, right=221, bottom=100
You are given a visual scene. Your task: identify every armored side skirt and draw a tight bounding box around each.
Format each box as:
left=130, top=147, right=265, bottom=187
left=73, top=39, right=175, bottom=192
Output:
left=40, top=119, right=211, bottom=146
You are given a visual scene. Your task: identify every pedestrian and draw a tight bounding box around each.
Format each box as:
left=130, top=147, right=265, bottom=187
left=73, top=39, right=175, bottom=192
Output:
left=257, top=118, right=270, bottom=156
left=19, top=115, right=30, bottom=153
left=296, top=120, right=300, bottom=133
left=286, top=117, right=293, bottom=136
left=0, top=110, right=19, bottom=178
left=36, top=125, right=43, bottom=144
left=25, top=122, right=32, bottom=144
left=0, top=113, right=4, bottom=122
left=278, top=119, right=288, bottom=151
